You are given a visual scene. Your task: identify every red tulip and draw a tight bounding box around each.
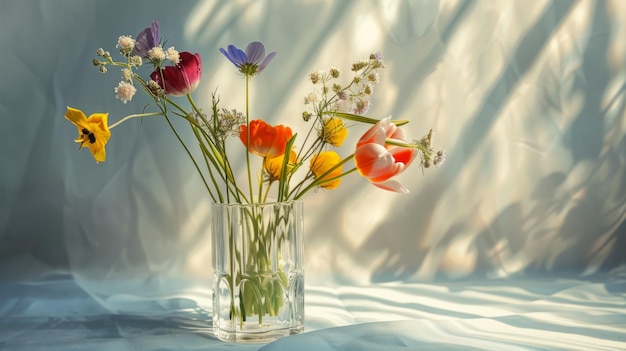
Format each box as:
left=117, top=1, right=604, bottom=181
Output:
left=150, top=52, right=202, bottom=96
left=240, top=120, right=293, bottom=158
left=354, top=118, right=416, bottom=193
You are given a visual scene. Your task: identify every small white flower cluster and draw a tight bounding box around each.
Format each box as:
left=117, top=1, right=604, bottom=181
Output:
left=416, top=129, right=446, bottom=169
left=193, top=98, right=246, bottom=141
left=147, top=47, right=165, bottom=62
left=147, top=80, right=163, bottom=98
left=121, top=68, right=133, bottom=82
left=116, top=35, right=135, bottom=56
left=95, top=34, right=181, bottom=105
left=147, top=46, right=180, bottom=66
left=433, top=150, right=446, bottom=167
left=116, top=67, right=138, bottom=103
left=303, top=52, right=386, bottom=120
left=93, top=35, right=147, bottom=104
left=166, top=47, right=180, bottom=64
left=95, top=34, right=166, bottom=104
left=114, top=81, right=137, bottom=104
left=99, top=36, right=143, bottom=104
left=214, top=108, right=246, bottom=139
left=303, top=92, right=318, bottom=105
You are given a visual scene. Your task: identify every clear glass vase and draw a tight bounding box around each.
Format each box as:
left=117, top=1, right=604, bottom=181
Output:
left=211, top=200, right=304, bottom=343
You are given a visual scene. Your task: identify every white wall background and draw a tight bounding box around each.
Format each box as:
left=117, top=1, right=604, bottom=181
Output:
left=1, top=0, right=625, bottom=301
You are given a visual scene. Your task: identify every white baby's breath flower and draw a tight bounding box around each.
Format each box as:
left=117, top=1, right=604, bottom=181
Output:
left=121, top=68, right=133, bottom=82
left=147, top=79, right=163, bottom=97
left=166, top=47, right=180, bottom=64
left=114, top=81, right=137, bottom=104
left=147, top=79, right=161, bottom=91
left=351, top=59, right=368, bottom=72
left=304, top=92, right=319, bottom=105
left=363, top=84, right=373, bottom=95
left=433, top=150, right=446, bottom=167
left=215, top=109, right=246, bottom=139
left=147, top=46, right=166, bottom=62
left=333, top=99, right=352, bottom=113
left=309, top=71, right=321, bottom=84
left=116, top=35, right=135, bottom=55
left=354, top=99, right=370, bottom=114
left=367, top=72, right=379, bottom=84
left=129, top=55, right=143, bottom=67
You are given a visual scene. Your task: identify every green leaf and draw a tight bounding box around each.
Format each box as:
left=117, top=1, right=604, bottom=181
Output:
left=330, top=112, right=409, bottom=126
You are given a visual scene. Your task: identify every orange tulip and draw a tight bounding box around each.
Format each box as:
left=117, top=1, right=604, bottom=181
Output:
left=240, top=120, right=293, bottom=158
left=354, top=117, right=416, bottom=193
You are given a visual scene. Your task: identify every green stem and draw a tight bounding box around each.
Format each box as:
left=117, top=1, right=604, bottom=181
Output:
left=330, top=111, right=410, bottom=126
left=385, top=138, right=430, bottom=154
left=162, top=113, right=215, bottom=199
left=109, top=112, right=163, bottom=129
left=292, top=153, right=355, bottom=200
left=244, top=75, right=254, bottom=203
left=263, top=179, right=274, bottom=203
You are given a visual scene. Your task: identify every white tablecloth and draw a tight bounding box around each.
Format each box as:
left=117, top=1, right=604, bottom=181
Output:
left=1, top=270, right=624, bottom=350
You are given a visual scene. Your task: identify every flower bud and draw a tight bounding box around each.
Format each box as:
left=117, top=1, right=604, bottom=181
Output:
left=363, top=84, right=373, bottom=95
left=309, top=71, right=321, bottom=84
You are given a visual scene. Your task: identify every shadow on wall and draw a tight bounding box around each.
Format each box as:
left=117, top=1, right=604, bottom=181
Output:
left=0, top=0, right=207, bottom=280
left=361, top=0, right=626, bottom=282
left=0, top=0, right=624, bottom=285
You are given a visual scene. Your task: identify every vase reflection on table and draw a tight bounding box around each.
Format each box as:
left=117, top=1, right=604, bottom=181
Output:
left=64, top=19, right=443, bottom=344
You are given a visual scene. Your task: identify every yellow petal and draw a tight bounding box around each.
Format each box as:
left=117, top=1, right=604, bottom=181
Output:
left=265, top=149, right=296, bottom=179
left=64, top=107, right=88, bottom=127
left=310, top=151, right=343, bottom=189
left=89, top=142, right=107, bottom=162
left=88, top=113, right=112, bottom=143
left=86, top=113, right=111, bottom=162
left=65, top=107, right=111, bottom=162
left=322, top=117, right=348, bottom=147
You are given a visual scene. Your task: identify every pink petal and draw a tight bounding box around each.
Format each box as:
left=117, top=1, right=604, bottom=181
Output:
left=372, top=180, right=409, bottom=194
left=357, top=117, right=391, bottom=147
left=388, top=125, right=408, bottom=141
left=355, top=143, right=394, bottom=177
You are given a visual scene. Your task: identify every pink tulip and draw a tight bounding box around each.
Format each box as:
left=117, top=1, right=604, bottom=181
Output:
left=354, top=117, right=417, bottom=193
left=150, top=52, right=202, bottom=96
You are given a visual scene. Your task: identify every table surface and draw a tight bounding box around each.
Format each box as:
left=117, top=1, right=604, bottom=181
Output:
left=1, top=270, right=625, bottom=351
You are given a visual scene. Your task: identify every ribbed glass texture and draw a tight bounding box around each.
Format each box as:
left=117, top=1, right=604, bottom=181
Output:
left=212, top=200, right=304, bottom=343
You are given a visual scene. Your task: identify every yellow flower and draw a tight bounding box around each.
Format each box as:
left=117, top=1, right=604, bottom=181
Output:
left=65, top=107, right=111, bottom=162
left=264, top=149, right=297, bottom=181
left=310, top=151, right=343, bottom=189
left=321, top=117, right=348, bottom=147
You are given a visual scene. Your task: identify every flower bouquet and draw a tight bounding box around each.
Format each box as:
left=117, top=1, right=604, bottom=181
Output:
left=65, top=20, right=444, bottom=342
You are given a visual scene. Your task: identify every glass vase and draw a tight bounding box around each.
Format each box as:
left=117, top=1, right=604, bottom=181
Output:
left=211, top=200, right=304, bottom=343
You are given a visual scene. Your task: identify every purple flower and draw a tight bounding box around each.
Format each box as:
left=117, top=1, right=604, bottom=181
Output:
left=133, top=20, right=160, bottom=57
left=219, top=42, right=276, bottom=76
